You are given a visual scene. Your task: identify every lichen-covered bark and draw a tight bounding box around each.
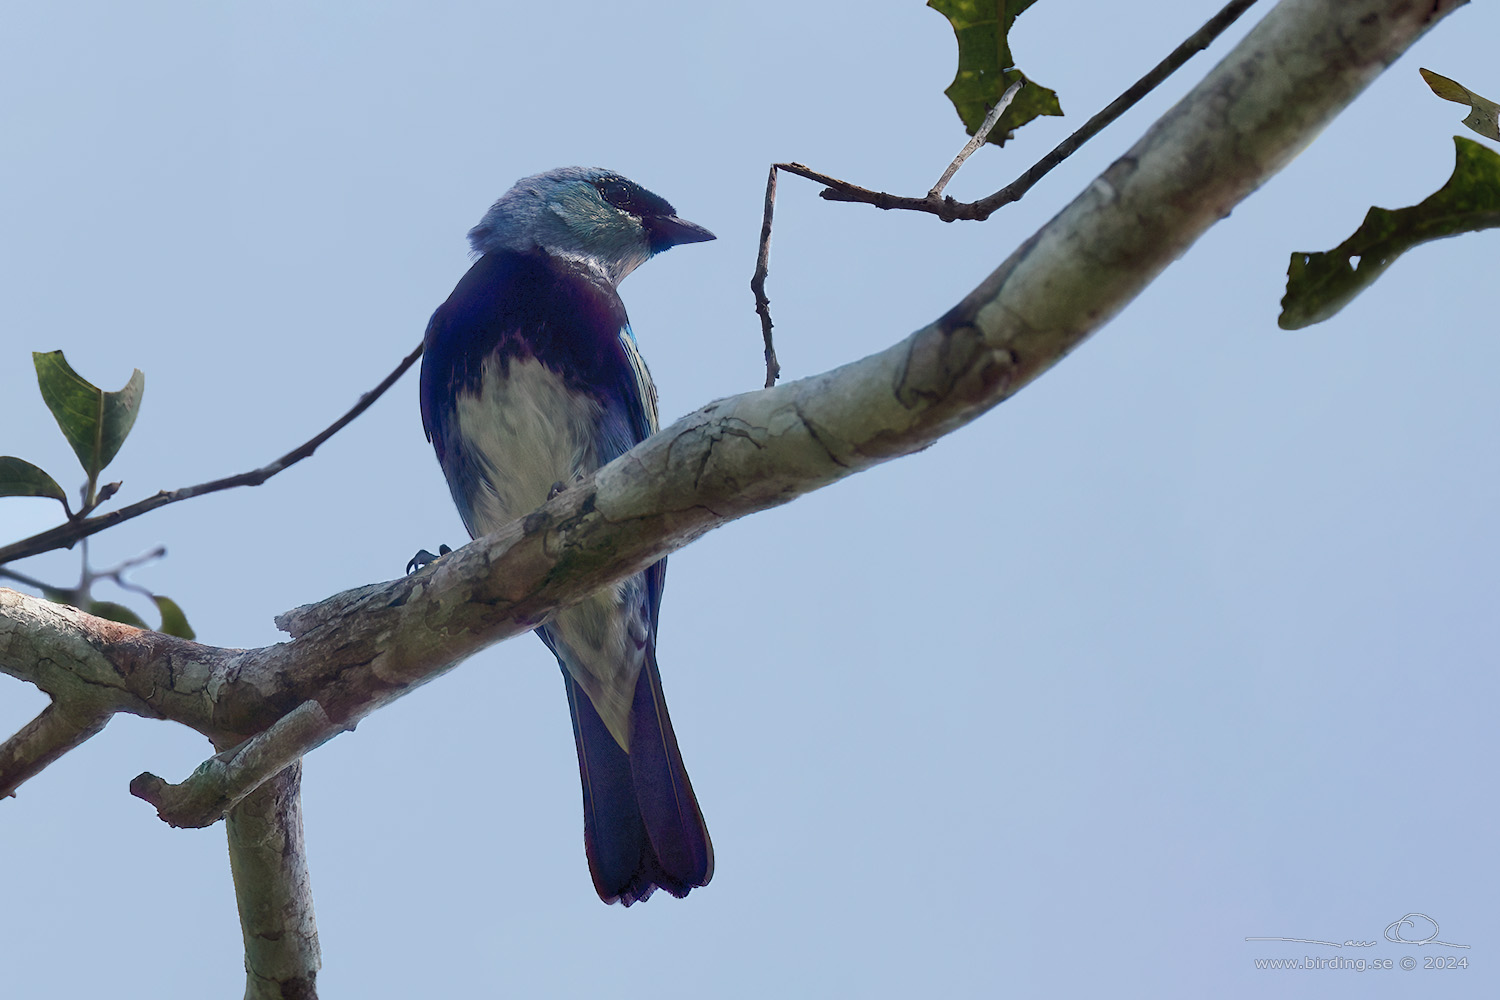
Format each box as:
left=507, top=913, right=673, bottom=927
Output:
left=3, top=0, right=1465, bottom=814
left=0, top=0, right=1465, bottom=988
left=227, top=762, right=320, bottom=1000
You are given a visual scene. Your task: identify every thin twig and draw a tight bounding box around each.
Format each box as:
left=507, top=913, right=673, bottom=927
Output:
left=96, top=545, right=168, bottom=600
left=802, top=0, right=1261, bottom=221
left=1, top=544, right=166, bottom=617
left=97, top=545, right=168, bottom=577
left=783, top=161, right=978, bottom=219
left=750, top=165, right=781, bottom=388
left=929, top=79, right=1023, bottom=199
left=0, top=566, right=51, bottom=592
left=975, top=0, right=1260, bottom=216
left=0, top=341, right=425, bottom=567
left=746, top=0, right=1260, bottom=363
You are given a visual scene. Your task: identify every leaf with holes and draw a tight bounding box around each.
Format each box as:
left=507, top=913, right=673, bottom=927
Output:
left=33, top=351, right=145, bottom=489
left=1280, top=138, right=1500, bottom=329
left=1421, top=68, right=1500, bottom=141
left=929, top=0, right=1061, bottom=147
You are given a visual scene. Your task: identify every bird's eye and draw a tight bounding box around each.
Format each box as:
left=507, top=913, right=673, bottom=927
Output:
left=595, top=177, right=638, bottom=213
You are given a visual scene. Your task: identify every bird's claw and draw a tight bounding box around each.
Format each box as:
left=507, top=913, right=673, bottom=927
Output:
left=406, top=544, right=452, bottom=574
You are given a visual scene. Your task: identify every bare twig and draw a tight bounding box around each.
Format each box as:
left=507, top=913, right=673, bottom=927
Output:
left=748, top=0, right=1261, bottom=359
left=974, top=0, right=1262, bottom=217
left=781, top=161, right=979, bottom=219
left=0, top=341, right=425, bottom=567
left=95, top=545, right=168, bottom=582
left=802, top=0, right=1261, bottom=221
left=0, top=565, right=53, bottom=593
left=1, top=544, right=168, bottom=637
left=750, top=165, right=781, bottom=387
left=929, top=79, right=1024, bottom=200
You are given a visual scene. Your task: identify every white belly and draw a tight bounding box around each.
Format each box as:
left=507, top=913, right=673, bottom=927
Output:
left=453, top=355, right=605, bottom=531
left=453, top=354, right=644, bottom=747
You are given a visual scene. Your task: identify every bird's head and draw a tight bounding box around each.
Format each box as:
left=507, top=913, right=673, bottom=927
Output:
left=467, top=167, right=715, bottom=285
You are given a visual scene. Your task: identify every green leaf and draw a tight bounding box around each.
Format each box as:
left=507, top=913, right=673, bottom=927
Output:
left=1421, top=68, right=1500, bottom=141
left=152, top=595, right=197, bottom=639
left=87, top=600, right=149, bottom=630
left=929, top=0, right=1062, bottom=147
left=0, top=456, right=69, bottom=507
left=1280, top=137, right=1500, bottom=330
left=32, top=351, right=145, bottom=485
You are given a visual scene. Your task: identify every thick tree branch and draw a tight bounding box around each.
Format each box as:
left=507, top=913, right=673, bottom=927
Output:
left=0, top=590, right=159, bottom=796
left=0, top=0, right=1462, bottom=821
left=130, top=701, right=344, bottom=827
left=226, top=762, right=321, bottom=1000
left=0, top=700, right=113, bottom=799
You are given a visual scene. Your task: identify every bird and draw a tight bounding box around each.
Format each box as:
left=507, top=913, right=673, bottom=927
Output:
left=418, top=167, right=715, bottom=905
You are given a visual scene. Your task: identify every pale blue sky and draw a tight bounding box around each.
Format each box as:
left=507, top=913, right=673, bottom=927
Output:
left=2, top=2, right=1496, bottom=997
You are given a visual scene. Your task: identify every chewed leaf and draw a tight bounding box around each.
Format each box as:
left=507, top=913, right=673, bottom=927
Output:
left=1420, top=68, right=1500, bottom=141
left=1280, top=137, right=1500, bottom=329
left=0, top=456, right=69, bottom=508
left=152, top=596, right=197, bottom=639
left=929, top=0, right=1061, bottom=147
left=33, top=351, right=145, bottom=483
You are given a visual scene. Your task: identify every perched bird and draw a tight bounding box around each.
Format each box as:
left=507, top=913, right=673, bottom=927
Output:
left=418, top=168, right=715, bottom=904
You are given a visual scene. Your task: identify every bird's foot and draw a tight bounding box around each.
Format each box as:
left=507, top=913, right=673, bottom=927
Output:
left=406, top=544, right=452, bottom=574
left=547, top=480, right=567, bottom=500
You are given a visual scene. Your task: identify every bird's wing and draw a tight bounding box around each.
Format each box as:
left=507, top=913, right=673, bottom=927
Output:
left=617, top=322, right=659, bottom=439
left=613, top=321, right=666, bottom=630
left=419, top=249, right=643, bottom=534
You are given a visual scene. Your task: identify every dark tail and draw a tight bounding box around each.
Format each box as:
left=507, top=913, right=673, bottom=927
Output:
left=563, top=647, right=713, bottom=905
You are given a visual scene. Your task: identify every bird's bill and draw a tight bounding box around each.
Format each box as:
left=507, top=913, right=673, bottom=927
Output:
left=647, top=214, right=716, bottom=251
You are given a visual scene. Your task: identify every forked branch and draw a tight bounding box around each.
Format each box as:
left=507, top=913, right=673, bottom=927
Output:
left=750, top=0, right=1263, bottom=382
